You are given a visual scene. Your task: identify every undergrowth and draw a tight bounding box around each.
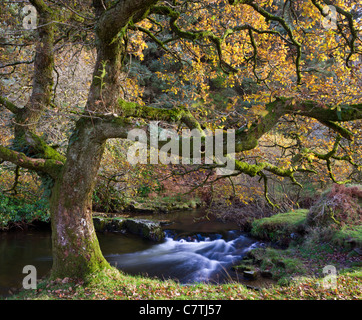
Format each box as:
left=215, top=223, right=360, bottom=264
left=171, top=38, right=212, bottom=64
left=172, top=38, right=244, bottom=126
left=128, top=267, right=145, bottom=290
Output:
left=0, top=192, right=50, bottom=230
left=307, top=184, right=362, bottom=227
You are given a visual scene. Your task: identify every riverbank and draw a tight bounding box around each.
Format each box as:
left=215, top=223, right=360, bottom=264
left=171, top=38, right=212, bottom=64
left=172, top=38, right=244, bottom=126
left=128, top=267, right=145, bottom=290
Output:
left=5, top=266, right=361, bottom=300
left=2, top=184, right=361, bottom=300
left=3, top=208, right=361, bottom=300
left=233, top=209, right=361, bottom=286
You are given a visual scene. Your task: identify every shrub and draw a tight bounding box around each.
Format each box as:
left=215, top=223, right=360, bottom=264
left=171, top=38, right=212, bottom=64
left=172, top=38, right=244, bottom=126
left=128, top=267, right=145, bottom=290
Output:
left=0, top=192, right=50, bottom=229
left=92, top=184, right=129, bottom=213
left=306, top=184, right=362, bottom=228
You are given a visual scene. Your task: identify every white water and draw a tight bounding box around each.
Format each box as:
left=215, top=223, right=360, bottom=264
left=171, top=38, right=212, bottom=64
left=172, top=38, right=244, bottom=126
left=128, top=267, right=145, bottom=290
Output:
left=105, top=231, right=260, bottom=283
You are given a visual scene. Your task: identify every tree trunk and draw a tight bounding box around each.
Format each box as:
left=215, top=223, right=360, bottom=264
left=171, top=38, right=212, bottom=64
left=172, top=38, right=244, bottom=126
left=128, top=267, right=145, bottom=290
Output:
left=49, top=30, right=125, bottom=279
left=49, top=119, right=110, bottom=279
left=48, top=0, right=156, bottom=279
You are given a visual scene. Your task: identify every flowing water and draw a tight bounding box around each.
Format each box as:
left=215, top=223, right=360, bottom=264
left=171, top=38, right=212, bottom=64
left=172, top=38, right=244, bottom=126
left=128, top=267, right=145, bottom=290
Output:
left=0, top=209, right=267, bottom=297
left=105, top=230, right=259, bottom=284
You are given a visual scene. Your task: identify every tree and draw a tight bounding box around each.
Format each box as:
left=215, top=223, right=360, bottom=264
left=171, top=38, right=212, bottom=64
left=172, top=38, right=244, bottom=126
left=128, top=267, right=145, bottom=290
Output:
left=0, top=0, right=361, bottom=280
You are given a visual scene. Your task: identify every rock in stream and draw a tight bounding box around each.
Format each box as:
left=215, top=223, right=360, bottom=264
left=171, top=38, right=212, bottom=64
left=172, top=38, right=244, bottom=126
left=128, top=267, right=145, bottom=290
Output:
left=93, top=217, right=165, bottom=242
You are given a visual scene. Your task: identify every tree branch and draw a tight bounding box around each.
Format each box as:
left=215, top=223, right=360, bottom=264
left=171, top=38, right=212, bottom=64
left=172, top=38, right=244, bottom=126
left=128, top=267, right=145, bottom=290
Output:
left=93, top=96, right=362, bottom=156
left=95, top=0, right=158, bottom=43
left=311, top=0, right=358, bottom=66
left=0, top=144, right=63, bottom=179
left=229, top=0, right=303, bottom=84
left=234, top=97, right=362, bottom=152
left=301, top=135, right=354, bottom=184
left=0, top=59, right=35, bottom=69
left=0, top=96, right=22, bottom=114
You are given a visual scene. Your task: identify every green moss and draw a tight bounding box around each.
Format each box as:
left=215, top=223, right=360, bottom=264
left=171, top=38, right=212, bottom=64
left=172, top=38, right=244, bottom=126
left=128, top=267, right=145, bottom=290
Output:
left=14, top=131, right=66, bottom=163
left=240, top=247, right=307, bottom=283
left=332, top=225, right=362, bottom=249
left=251, top=209, right=308, bottom=242
left=118, top=99, right=138, bottom=116
left=51, top=226, right=111, bottom=280
left=116, top=100, right=202, bottom=131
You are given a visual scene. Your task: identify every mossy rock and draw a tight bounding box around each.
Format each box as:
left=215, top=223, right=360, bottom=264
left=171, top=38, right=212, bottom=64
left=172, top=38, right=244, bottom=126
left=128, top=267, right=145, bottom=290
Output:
left=240, top=247, right=306, bottom=282
left=93, top=217, right=165, bottom=242
left=332, top=225, right=362, bottom=249
left=93, top=217, right=108, bottom=232
left=129, top=197, right=201, bottom=214
left=243, top=270, right=258, bottom=280
left=250, top=209, right=308, bottom=243
left=93, top=217, right=126, bottom=232
left=232, top=263, right=255, bottom=272
left=124, top=219, right=165, bottom=242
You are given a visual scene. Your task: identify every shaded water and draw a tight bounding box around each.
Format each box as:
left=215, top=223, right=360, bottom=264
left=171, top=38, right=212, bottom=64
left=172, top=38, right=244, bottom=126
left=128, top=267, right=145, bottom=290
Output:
left=0, top=230, right=52, bottom=297
left=0, top=210, right=266, bottom=297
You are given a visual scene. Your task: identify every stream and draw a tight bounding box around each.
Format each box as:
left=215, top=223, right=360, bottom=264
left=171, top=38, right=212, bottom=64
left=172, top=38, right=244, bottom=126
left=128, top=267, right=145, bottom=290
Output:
left=0, top=209, right=267, bottom=297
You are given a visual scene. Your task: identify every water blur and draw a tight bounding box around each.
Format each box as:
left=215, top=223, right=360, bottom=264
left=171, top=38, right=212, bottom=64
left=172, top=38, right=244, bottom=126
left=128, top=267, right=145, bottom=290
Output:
left=105, top=230, right=259, bottom=283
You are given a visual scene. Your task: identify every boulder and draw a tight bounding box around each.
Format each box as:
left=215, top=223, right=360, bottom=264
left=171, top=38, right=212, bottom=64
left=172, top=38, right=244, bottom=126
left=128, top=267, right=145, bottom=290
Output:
left=93, top=217, right=165, bottom=242
left=93, top=217, right=108, bottom=232
left=124, top=219, right=165, bottom=242
left=93, top=217, right=125, bottom=232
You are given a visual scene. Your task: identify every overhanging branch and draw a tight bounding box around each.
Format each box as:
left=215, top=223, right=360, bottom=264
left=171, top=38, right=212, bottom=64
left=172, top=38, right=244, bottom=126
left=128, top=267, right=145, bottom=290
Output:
left=0, top=144, right=63, bottom=179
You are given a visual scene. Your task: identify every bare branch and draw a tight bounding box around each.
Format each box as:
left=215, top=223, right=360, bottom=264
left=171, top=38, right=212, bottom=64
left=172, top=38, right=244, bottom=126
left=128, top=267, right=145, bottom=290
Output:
left=0, top=59, right=35, bottom=69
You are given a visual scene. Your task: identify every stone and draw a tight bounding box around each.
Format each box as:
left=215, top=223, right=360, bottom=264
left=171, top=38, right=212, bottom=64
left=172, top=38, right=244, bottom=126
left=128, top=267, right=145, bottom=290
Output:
left=232, top=264, right=254, bottom=272
left=124, top=219, right=165, bottom=242
left=108, top=218, right=126, bottom=232
left=93, top=217, right=107, bottom=232
left=243, top=270, right=258, bottom=280
left=93, top=217, right=165, bottom=242
left=129, top=202, right=155, bottom=214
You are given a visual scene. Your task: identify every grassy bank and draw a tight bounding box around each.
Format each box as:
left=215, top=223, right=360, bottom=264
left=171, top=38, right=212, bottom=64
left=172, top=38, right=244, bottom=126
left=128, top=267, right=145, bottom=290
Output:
left=250, top=209, right=308, bottom=244
left=5, top=266, right=361, bottom=300
left=233, top=203, right=361, bottom=290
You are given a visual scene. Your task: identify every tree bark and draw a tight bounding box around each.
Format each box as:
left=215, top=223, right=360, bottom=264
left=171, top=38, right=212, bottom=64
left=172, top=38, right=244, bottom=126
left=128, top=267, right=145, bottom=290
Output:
left=14, top=0, right=54, bottom=141
left=49, top=119, right=110, bottom=279
left=49, top=0, right=131, bottom=277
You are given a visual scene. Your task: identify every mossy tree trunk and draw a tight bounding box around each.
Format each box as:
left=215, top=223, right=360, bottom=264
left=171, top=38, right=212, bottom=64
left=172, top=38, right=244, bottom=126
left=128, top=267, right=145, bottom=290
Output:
left=48, top=0, right=157, bottom=279
left=49, top=26, right=124, bottom=280
left=49, top=120, right=110, bottom=279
